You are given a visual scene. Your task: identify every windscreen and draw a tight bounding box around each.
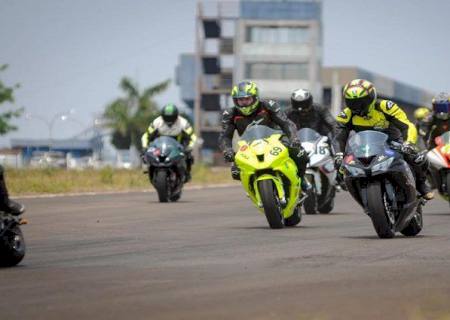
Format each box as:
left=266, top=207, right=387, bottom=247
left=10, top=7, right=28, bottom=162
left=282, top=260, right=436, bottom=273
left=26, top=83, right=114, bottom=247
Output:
left=297, top=128, right=321, bottom=143
left=346, top=130, right=389, bottom=157
left=240, top=125, right=282, bottom=143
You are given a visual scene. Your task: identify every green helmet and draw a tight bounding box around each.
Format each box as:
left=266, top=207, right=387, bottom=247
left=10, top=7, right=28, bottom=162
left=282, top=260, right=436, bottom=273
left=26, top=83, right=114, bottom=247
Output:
left=161, top=103, right=179, bottom=126
left=231, top=81, right=259, bottom=115
left=343, top=79, right=377, bottom=116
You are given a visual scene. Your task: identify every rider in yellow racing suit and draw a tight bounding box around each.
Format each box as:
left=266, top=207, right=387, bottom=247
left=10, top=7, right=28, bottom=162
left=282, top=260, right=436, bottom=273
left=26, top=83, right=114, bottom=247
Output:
left=333, top=79, right=434, bottom=200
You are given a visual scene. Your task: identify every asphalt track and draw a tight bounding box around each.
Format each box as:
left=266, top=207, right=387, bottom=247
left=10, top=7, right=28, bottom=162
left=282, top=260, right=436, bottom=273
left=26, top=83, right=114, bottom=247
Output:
left=1, top=186, right=450, bottom=320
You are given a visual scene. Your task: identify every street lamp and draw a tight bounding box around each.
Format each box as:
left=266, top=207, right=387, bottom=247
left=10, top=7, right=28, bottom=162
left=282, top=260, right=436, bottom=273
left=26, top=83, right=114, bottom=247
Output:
left=25, top=109, right=82, bottom=149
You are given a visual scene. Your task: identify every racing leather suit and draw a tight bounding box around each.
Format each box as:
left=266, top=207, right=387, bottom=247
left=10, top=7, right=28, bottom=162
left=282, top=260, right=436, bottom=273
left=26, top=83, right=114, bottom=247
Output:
left=333, top=99, right=430, bottom=195
left=219, top=99, right=308, bottom=178
left=141, top=116, right=197, bottom=176
left=285, top=103, right=337, bottom=139
left=423, top=116, right=450, bottom=149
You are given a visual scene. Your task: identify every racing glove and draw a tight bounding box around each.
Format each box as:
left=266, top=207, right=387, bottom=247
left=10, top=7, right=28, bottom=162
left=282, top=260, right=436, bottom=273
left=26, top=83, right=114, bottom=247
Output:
left=334, top=152, right=344, bottom=170
left=223, top=148, right=235, bottom=162
left=401, top=142, right=418, bottom=155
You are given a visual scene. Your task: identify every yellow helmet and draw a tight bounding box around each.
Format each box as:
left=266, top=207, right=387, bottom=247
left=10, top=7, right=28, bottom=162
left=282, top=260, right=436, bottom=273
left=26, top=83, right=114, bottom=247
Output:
left=231, top=81, right=259, bottom=115
left=343, top=79, right=377, bottom=116
left=414, top=107, right=431, bottom=121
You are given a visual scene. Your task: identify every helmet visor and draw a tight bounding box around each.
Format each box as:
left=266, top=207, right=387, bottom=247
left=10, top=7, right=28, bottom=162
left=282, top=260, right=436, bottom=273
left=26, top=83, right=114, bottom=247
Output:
left=434, top=102, right=450, bottom=114
left=162, top=114, right=177, bottom=126
left=236, top=96, right=254, bottom=107
left=345, top=95, right=373, bottom=116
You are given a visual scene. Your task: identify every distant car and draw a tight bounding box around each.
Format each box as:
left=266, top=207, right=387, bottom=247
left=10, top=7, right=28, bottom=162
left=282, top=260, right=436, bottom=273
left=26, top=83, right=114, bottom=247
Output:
left=29, top=151, right=67, bottom=168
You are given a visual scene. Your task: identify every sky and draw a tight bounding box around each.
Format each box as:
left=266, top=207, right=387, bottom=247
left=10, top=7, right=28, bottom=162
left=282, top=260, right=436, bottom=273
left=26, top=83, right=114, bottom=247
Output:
left=1, top=0, right=449, bottom=146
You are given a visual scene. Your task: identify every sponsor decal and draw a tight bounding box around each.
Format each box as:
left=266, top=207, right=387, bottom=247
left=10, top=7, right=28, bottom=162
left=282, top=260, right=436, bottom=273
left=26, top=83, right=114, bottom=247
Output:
left=240, top=145, right=248, bottom=151
left=339, top=111, right=348, bottom=119
left=386, top=101, right=395, bottom=110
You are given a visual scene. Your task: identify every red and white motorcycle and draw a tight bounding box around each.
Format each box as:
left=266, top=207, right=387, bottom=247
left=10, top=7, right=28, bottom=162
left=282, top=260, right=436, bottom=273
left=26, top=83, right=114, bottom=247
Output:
left=427, top=131, right=450, bottom=203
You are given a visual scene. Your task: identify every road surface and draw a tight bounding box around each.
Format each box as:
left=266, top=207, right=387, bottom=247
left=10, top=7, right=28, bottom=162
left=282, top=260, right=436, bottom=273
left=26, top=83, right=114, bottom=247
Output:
left=1, top=186, right=450, bottom=319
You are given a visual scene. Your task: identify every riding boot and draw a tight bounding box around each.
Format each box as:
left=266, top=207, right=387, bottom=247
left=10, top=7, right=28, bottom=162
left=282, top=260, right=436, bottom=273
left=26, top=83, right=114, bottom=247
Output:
left=231, top=163, right=241, bottom=181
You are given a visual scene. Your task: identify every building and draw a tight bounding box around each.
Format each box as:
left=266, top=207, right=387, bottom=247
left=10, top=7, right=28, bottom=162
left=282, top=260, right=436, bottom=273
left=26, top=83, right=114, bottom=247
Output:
left=177, top=0, right=322, bottom=161
left=176, top=0, right=434, bottom=163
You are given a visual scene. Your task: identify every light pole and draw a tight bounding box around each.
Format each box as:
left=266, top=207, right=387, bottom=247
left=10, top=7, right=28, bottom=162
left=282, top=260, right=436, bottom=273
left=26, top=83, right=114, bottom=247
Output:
left=25, top=109, right=81, bottom=149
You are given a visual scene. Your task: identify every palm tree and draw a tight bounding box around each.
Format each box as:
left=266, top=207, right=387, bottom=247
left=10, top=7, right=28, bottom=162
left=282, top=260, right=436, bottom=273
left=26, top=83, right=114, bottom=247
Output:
left=103, top=77, right=170, bottom=150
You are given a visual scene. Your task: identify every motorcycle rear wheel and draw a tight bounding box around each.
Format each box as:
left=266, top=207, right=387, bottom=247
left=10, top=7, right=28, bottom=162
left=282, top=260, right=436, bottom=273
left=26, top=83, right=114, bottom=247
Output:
left=401, top=205, right=423, bottom=237
left=258, top=180, right=284, bottom=229
left=0, top=225, right=25, bottom=267
left=303, top=175, right=317, bottom=215
left=367, top=181, right=395, bottom=239
left=284, top=207, right=301, bottom=227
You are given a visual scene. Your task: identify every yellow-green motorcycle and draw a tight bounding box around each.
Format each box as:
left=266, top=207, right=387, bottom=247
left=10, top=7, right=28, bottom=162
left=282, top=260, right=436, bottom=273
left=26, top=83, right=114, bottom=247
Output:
left=235, top=125, right=303, bottom=229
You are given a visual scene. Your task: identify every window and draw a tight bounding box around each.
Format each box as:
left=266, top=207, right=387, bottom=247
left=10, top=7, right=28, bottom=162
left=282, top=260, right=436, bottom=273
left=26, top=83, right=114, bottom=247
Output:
left=245, top=63, right=309, bottom=80
left=246, top=26, right=310, bottom=44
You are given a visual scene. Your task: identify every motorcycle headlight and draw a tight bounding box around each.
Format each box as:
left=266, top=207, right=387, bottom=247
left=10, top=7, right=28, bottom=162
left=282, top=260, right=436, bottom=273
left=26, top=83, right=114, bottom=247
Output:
left=372, top=157, right=394, bottom=173
left=344, top=164, right=365, bottom=176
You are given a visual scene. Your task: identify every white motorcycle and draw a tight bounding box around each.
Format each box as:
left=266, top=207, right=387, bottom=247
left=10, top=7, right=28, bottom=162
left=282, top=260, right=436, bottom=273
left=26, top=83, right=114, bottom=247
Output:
left=297, top=128, right=337, bottom=214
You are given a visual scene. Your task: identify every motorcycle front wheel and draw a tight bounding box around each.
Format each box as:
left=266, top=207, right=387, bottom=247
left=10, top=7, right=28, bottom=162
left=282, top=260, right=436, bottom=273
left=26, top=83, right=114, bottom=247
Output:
left=367, top=181, right=396, bottom=239
left=258, top=180, right=284, bottom=229
left=153, top=170, right=170, bottom=202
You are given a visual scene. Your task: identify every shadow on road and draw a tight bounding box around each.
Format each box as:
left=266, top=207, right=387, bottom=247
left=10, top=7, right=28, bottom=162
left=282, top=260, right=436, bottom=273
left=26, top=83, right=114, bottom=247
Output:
left=230, top=224, right=320, bottom=230
left=342, top=234, right=433, bottom=240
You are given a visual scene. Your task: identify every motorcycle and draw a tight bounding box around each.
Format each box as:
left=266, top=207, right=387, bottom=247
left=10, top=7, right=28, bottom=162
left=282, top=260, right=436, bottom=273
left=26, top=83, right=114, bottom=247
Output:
left=297, top=128, right=337, bottom=215
left=427, top=130, right=450, bottom=203
left=144, top=136, right=187, bottom=202
left=234, top=124, right=303, bottom=229
left=341, top=130, right=424, bottom=238
left=0, top=211, right=26, bottom=267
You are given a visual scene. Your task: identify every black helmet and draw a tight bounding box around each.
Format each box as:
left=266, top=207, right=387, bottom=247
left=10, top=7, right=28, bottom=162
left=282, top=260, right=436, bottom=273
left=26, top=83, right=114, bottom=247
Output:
left=291, top=88, right=313, bottom=112
left=161, top=103, right=179, bottom=126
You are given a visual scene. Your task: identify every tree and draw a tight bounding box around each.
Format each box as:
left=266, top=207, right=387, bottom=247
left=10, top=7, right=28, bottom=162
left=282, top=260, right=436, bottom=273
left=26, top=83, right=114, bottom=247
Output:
left=102, top=77, right=170, bottom=150
left=0, top=64, right=23, bottom=135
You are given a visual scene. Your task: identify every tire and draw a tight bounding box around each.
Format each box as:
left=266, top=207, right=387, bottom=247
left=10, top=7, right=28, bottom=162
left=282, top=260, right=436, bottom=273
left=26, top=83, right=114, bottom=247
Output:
left=170, top=190, right=182, bottom=202
left=318, top=186, right=335, bottom=214
left=258, top=180, right=284, bottom=229
left=0, top=225, right=26, bottom=267
left=401, top=205, right=423, bottom=237
left=284, top=207, right=302, bottom=227
left=446, top=172, right=450, bottom=198
left=303, top=176, right=317, bottom=215
left=153, top=170, right=170, bottom=202
left=367, top=181, right=395, bottom=239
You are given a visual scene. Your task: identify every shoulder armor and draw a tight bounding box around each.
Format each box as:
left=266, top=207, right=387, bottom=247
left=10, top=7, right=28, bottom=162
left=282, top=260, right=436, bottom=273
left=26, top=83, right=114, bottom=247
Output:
left=378, top=99, right=399, bottom=114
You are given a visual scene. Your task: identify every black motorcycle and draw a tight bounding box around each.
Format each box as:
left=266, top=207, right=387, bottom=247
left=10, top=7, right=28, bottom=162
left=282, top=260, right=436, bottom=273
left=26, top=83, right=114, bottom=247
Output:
left=0, top=211, right=26, bottom=267
left=144, top=136, right=187, bottom=202
left=342, top=130, right=424, bottom=239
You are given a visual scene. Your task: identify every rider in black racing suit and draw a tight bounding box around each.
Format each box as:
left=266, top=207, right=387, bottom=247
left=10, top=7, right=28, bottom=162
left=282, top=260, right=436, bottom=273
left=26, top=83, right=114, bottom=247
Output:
left=285, top=88, right=337, bottom=139
left=219, top=81, right=309, bottom=190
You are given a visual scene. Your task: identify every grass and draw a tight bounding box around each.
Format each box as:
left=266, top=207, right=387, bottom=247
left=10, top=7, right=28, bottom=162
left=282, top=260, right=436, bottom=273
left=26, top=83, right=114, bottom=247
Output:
left=5, top=164, right=234, bottom=196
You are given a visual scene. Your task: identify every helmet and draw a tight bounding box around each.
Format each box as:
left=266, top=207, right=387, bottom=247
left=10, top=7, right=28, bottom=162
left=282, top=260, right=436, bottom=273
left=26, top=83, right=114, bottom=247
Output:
left=161, top=103, right=179, bottom=126
left=343, top=79, right=377, bottom=116
left=291, top=88, right=313, bottom=112
left=432, top=92, right=450, bottom=120
left=414, top=107, right=431, bottom=121
left=231, top=81, right=259, bottom=116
